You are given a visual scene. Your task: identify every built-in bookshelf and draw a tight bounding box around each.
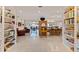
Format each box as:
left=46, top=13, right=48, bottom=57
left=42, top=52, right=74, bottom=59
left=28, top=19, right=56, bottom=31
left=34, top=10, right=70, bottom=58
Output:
left=76, top=7, right=79, bottom=52
left=4, top=8, right=16, bottom=51
left=64, top=6, right=75, bottom=51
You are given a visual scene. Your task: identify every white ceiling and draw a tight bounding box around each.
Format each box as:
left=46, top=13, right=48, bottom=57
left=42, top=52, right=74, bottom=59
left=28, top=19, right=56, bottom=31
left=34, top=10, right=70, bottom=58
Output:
left=5, top=6, right=67, bottom=22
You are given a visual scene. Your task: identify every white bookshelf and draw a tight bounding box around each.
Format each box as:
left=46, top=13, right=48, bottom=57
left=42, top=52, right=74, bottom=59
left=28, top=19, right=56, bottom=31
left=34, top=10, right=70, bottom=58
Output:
left=75, top=7, right=79, bottom=52
left=4, top=8, right=16, bottom=52
left=64, top=6, right=75, bottom=51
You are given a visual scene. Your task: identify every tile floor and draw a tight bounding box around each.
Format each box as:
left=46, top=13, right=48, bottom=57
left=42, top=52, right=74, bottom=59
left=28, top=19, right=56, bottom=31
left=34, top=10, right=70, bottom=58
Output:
left=7, top=34, right=72, bottom=52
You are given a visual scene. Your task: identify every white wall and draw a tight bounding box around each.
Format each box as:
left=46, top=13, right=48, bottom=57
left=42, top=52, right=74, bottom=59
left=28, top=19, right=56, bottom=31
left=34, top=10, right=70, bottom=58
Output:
left=5, top=6, right=66, bottom=28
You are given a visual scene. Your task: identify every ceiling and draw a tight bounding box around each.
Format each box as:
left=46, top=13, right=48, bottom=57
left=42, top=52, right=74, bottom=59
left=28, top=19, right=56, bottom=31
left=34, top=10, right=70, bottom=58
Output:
left=5, top=6, right=67, bottom=22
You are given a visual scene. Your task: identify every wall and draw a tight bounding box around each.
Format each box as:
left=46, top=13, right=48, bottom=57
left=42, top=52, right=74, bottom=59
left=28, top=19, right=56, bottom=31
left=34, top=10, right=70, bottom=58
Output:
left=5, top=6, right=65, bottom=29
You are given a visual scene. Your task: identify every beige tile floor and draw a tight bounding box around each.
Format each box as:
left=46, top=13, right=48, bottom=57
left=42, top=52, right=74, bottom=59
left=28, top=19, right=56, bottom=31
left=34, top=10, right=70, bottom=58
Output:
left=7, top=34, right=72, bottom=52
